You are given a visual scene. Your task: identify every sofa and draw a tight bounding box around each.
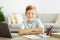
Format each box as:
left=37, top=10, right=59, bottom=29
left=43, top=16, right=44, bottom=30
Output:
left=6, top=13, right=60, bottom=33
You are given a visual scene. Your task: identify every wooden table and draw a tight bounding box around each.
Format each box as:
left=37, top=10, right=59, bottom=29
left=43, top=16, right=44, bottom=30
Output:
left=51, top=33, right=60, bottom=39
left=0, top=36, right=60, bottom=40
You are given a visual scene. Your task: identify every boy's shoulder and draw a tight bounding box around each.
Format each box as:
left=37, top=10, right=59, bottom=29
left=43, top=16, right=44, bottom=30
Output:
left=34, top=18, right=41, bottom=21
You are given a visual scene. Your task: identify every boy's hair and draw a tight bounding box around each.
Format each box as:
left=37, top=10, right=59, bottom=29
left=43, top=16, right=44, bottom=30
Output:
left=26, top=5, right=36, bottom=12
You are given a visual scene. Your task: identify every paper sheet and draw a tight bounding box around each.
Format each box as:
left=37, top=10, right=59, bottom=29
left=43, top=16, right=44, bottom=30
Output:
left=38, top=34, right=49, bottom=37
left=23, top=34, right=49, bottom=39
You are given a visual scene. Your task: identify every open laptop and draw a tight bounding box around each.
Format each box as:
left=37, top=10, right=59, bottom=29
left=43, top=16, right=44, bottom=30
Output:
left=0, top=23, right=19, bottom=38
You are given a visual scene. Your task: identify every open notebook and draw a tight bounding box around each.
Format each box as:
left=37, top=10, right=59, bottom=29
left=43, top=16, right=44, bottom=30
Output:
left=23, top=34, right=49, bottom=39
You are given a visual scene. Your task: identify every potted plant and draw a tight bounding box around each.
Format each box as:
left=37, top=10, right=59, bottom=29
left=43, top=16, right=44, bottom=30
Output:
left=0, top=7, right=5, bottom=22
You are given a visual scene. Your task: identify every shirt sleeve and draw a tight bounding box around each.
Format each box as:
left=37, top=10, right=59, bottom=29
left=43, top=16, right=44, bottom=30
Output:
left=20, top=22, right=25, bottom=29
left=37, top=19, right=44, bottom=29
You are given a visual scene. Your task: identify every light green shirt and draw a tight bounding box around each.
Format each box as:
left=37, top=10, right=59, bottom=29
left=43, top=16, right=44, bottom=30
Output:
left=20, top=18, right=44, bottom=29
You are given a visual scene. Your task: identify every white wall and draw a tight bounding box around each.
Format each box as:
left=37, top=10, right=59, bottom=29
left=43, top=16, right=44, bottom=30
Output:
left=0, top=0, right=60, bottom=16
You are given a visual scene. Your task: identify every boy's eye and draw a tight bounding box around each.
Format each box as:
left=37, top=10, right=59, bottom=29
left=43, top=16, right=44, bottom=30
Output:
left=27, top=13, right=34, bottom=14
left=28, top=13, right=30, bottom=14
left=32, top=13, right=34, bottom=14
left=32, top=13, right=33, bottom=14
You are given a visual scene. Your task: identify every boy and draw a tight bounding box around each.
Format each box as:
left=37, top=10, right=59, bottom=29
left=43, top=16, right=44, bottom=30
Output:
left=19, top=5, right=44, bottom=35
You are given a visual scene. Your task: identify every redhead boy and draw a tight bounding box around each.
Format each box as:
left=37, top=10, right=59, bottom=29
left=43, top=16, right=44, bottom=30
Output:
left=19, top=5, right=44, bottom=35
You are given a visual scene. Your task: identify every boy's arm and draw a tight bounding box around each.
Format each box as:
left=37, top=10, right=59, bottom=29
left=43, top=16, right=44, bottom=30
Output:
left=19, top=28, right=44, bottom=35
left=19, top=29, right=32, bottom=35
left=31, top=28, right=44, bottom=34
left=30, top=28, right=44, bottom=34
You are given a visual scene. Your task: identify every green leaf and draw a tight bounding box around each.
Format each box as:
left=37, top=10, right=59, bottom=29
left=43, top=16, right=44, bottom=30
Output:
left=0, top=7, right=5, bottom=22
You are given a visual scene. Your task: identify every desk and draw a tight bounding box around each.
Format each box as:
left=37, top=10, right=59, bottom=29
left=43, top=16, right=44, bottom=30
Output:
left=0, top=36, right=60, bottom=40
left=52, top=33, right=60, bottom=39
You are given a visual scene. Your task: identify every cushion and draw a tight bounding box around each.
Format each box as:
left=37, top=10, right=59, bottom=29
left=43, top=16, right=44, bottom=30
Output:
left=10, top=14, right=17, bottom=24
left=55, top=15, right=60, bottom=24
left=8, top=13, right=23, bottom=25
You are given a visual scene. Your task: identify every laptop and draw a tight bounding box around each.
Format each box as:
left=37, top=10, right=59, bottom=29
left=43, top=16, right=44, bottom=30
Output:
left=0, top=23, right=19, bottom=38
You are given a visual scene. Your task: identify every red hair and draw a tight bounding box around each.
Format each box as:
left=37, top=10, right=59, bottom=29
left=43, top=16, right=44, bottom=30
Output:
left=26, top=5, right=36, bottom=12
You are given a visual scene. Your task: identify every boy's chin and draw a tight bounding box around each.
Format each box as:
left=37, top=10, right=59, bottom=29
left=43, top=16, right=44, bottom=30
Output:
left=28, top=19, right=34, bottom=21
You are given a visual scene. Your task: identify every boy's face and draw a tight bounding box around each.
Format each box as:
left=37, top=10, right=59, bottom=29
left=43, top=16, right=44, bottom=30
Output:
left=25, top=10, right=36, bottom=20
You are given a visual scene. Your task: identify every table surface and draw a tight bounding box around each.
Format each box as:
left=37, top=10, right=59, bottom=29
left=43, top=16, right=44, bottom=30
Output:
left=0, top=33, right=60, bottom=40
left=51, top=33, right=60, bottom=39
left=0, top=36, right=60, bottom=40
